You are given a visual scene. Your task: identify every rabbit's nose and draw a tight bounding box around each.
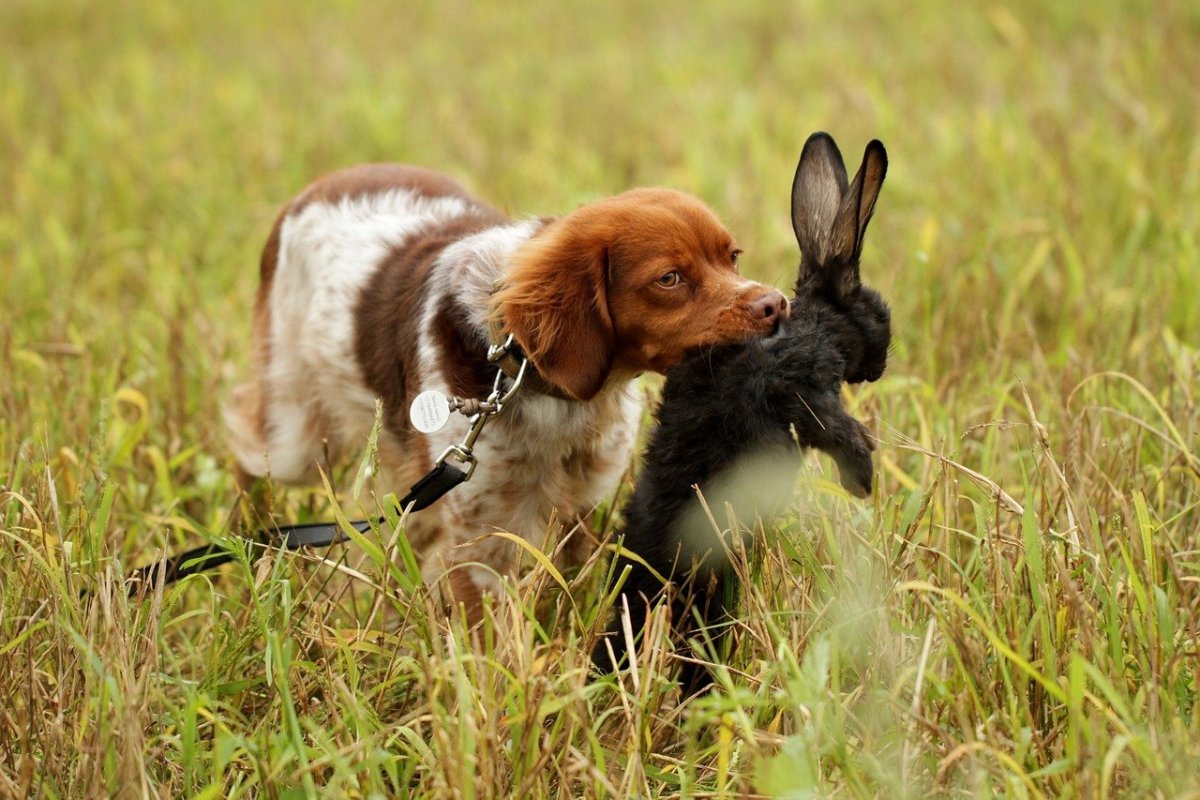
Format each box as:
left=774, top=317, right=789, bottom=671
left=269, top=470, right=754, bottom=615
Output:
left=751, top=290, right=789, bottom=322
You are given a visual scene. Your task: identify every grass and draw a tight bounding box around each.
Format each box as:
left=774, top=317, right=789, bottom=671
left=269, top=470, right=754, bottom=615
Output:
left=2, top=0, right=1199, bottom=796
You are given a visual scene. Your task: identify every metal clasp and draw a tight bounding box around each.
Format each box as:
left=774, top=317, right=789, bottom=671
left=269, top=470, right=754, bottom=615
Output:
left=491, top=355, right=527, bottom=408
left=486, top=332, right=516, bottom=363
left=434, top=442, right=479, bottom=481
left=432, top=343, right=529, bottom=483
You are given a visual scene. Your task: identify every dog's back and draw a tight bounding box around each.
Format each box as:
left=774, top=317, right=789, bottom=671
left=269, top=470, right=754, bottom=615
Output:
left=225, top=165, right=506, bottom=484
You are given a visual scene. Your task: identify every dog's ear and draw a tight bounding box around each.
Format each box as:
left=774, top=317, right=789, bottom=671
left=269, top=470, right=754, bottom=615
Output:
left=497, top=222, right=615, bottom=401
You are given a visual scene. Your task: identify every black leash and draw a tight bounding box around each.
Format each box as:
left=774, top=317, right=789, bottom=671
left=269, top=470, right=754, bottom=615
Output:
left=126, top=333, right=534, bottom=596
left=125, top=460, right=469, bottom=595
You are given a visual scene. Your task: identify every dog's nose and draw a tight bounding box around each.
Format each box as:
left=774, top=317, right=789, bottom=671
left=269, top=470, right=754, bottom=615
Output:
left=751, top=290, right=789, bottom=322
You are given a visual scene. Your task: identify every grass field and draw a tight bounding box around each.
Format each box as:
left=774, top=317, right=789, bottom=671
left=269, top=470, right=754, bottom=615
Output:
left=3, top=0, right=1199, bottom=796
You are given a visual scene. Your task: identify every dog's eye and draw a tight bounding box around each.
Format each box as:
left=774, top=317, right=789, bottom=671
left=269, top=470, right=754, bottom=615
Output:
left=731, top=249, right=742, bottom=269
left=656, top=271, right=682, bottom=288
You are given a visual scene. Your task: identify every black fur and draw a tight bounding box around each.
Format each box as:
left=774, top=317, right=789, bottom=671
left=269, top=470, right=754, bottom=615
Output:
left=593, top=133, right=892, bottom=693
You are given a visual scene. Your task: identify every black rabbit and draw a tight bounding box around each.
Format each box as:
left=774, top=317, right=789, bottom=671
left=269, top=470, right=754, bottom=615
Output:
left=592, top=133, right=891, bottom=692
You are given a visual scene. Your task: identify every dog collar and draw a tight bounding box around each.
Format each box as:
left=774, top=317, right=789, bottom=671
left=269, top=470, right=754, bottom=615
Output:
left=485, top=308, right=572, bottom=400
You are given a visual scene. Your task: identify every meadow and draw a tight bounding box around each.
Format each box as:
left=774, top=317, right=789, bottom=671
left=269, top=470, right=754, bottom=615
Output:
left=2, top=0, right=1198, bottom=796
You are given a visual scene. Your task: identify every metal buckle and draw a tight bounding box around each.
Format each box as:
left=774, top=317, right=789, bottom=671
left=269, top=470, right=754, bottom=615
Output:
left=492, top=356, right=527, bottom=407
left=487, top=333, right=516, bottom=363
left=435, top=443, right=479, bottom=481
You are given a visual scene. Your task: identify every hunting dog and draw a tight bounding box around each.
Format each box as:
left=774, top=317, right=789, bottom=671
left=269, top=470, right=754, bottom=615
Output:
left=225, top=164, right=788, bottom=616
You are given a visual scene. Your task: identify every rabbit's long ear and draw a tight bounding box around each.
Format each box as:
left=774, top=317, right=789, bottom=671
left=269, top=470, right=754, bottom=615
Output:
left=791, top=132, right=849, bottom=271
left=831, top=140, right=888, bottom=292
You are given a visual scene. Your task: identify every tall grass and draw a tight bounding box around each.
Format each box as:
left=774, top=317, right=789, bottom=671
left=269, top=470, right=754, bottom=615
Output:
left=2, top=0, right=1198, bottom=796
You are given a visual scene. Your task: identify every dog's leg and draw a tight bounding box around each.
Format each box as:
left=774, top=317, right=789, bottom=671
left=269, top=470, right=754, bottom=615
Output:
left=422, top=531, right=514, bottom=630
left=257, top=397, right=325, bottom=485
left=444, top=566, right=489, bottom=629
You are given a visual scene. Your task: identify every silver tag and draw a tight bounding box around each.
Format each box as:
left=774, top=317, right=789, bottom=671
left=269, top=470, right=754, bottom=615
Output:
left=409, top=390, right=451, bottom=433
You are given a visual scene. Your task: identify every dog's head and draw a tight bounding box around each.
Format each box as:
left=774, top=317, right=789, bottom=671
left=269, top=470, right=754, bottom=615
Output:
left=496, top=188, right=788, bottom=400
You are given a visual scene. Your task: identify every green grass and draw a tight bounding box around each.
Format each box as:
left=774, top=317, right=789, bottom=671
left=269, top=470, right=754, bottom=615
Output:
left=3, top=0, right=1199, bottom=796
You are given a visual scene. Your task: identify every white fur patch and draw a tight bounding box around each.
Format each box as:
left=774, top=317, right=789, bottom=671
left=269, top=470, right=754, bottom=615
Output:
left=244, top=189, right=472, bottom=481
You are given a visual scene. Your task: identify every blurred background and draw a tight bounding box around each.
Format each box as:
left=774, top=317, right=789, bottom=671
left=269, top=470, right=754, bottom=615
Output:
left=4, top=1, right=1197, bottom=415
left=5, top=1, right=1198, bottom=447
left=2, top=0, right=1198, bottom=795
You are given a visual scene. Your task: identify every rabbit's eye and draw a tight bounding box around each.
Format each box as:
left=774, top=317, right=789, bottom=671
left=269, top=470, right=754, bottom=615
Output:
left=656, top=271, right=682, bottom=288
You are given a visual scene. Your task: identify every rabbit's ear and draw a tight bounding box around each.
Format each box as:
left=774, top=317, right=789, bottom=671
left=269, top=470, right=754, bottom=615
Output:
left=831, top=140, right=888, bottom=292
left=791, top=132, right=849, bottom=271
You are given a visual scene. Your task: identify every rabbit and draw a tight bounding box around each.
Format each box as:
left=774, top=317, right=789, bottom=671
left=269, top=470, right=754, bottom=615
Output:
left=592, top=133, right=891, bottom=693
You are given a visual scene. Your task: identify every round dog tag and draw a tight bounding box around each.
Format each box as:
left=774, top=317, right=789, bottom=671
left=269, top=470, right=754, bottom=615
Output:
left=409, top=390, right=451, bottom=433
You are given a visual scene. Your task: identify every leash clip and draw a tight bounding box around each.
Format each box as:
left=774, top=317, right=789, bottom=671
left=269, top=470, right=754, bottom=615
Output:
left=434, top=443, right=479, bottom=481
left=430, top=335, right=529, bottom=487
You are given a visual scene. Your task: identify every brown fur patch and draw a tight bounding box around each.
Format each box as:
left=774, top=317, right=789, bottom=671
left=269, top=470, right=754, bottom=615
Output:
left=431, top=296, right=498, bottom=400
left=353, top=215, right=503, bottom=436
left=445, top=568, right=487, bottom=627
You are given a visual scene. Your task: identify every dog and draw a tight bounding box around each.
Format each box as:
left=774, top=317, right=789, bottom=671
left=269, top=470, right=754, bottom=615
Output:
left=224, top=164, right=788, bottom=617
left=592, top=133, right=891, bottom=692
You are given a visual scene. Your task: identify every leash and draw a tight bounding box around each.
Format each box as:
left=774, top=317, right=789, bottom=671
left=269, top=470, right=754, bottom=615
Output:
left=126, top=334, right=532, bottom=595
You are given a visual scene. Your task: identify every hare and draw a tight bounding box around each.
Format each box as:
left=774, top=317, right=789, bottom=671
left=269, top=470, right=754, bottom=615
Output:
left=593, top=133, right=891, bottom=692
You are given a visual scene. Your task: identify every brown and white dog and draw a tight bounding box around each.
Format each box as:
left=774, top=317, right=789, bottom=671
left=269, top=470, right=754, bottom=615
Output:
left=225, top=164, right=787, bottom=615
